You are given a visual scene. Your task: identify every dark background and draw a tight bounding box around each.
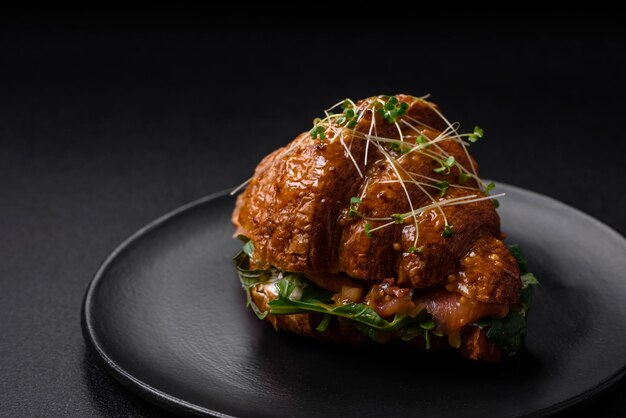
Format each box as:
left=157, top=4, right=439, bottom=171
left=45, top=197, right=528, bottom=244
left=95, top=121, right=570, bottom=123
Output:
left=1, top=14, right=625, bottom=417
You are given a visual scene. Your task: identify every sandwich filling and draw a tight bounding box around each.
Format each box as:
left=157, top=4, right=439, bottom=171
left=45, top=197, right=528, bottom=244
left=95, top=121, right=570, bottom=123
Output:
left=235, top=237, right=537, bottom=360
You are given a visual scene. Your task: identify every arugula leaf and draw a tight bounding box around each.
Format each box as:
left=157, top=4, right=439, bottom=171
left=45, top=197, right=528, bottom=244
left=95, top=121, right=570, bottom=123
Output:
left=276, top=273, right=302, bottom=300
left=348, top=196, right=362, bottom=219
left=233, top=237, right=282, bottom=320
left=395, top=318, right=436, bottom=348
left=485, top=310, right=527, bottom=353
left=355, top=311, right=432, bottom=344
left=270, top=292, right=405, bottom=330
left=508, top=244, right=529, bottom=274
left=267, top=273, right=434, bottom=344
left=521, top=272, right=539, bottom=288
left=234, top=240, right=538, bottom=356
left=242, top=240, right=254, bottom=257
left=316, top=314, right=331, bottom=332
left=259, top=272, right=433, bottom=344
left=234, top=259, right=269, bottom=320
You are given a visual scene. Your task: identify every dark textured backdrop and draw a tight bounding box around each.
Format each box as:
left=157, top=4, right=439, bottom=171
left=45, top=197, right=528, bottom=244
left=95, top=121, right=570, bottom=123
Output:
left=1, top=20, right=625, bottom=417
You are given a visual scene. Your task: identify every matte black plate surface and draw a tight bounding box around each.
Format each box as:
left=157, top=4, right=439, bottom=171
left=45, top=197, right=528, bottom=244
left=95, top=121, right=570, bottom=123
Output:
left=82, top=184, right=626, bottom=417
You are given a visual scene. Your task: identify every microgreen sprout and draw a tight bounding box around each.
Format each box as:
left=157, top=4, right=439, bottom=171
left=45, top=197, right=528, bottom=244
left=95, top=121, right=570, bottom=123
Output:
left=418, top=99, right=482, bottom=190
left=391, top=213, right=405, bottom=224
left=378, top=96, right=409, bottom=124
left=442, top=224, right=454, bottom=238
left=349, top=196, right=362, bottom=219
left=390, top=140, right=412, bottom=154
left=415, top=135, right=429, bottom=149
left=336, top=106, right=359, bottom=128
left=420, top=319, right=435, bottom=330
left=310, top=124, right=325, bottom=141
left=234, top=94, right=506, bottom=256
left=364, top=223, right=373, bottom=238
left=435, top=181, right=449, bottom=197
left=433, top=156, right=456, bottom=174
left=468, top=126, right=484, bottom=143
left=458, top=170, right=470, bottom=184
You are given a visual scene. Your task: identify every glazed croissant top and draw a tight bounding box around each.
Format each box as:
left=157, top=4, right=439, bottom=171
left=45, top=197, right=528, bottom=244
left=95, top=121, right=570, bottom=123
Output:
left=234, top=95, right=521, bottom=306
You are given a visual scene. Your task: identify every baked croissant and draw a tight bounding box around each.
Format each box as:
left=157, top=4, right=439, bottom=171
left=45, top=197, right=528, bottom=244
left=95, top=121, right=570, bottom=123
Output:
left=233, top=94, right=536, bottom=361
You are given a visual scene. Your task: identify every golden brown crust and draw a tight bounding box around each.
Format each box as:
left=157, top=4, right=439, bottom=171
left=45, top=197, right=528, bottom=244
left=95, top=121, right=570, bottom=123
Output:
left=338, top=134, right=481, bottom=285
left=235, top=95, right=520, bottom=305
left=235, top=94, right=522, bottom=361
left=238, top=133, right=365, bottom=273
left=451, top=236, right=521, bottom=304
left=236, top=98, right=450, bottom=277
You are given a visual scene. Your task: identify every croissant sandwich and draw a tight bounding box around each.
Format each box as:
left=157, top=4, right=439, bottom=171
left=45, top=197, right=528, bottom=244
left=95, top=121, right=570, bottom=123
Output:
left=232, top=94, right=537, bottom=362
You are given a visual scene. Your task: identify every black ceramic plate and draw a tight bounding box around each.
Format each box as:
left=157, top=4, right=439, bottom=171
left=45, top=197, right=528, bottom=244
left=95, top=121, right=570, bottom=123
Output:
left=82, top=183, right=626, bottom=417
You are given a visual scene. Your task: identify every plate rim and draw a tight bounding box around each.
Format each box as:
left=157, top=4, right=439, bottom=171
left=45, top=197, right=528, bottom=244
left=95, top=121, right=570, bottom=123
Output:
left=82, top=189, right=235, bottom=418
left=81, top=183, right=626, bottom=418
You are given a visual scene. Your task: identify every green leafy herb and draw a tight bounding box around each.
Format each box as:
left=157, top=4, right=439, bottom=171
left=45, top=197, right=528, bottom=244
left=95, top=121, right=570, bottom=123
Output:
left=395, top=318, right=439, bottom=349
left=419, top=319, right=435, bottom=330
left=458, top=170, right=470, bottom=184
left=242, top=240, right=254, bottom=257
left=276, top=273, right=301, bottom=300
left=433, top=156, right=456, bottom=174
left=268, top=275, right=431, bottom=334
left=475, top=310, right=527, bottom=354
left=337, top=104, right=359, bottom=128
left=435, top=181, right=449, bottom=197
left=520, top=271, right=539, bottom=310
left=378, top=96, right=409, bottom=124
left=521, top=272, right=539, bottom=287
left=390, top=139, right=413, bottom=154
left=492, top=199, right=500, bottom=208
left=349, top=196, right=362, bottom=219
left=391, top=213, right=405, bottom=224
left=508, top=244, right=529, bottom=274
left=442, top=224, right=454, bottom=237
left=310, top=125, right=325, bottom=141
left=316, top=314, right=331, bottom=332
left=233, top=238, right=278, bottom=320
left=364, top=222, right=373, bottom=238
left=234, top=239, right=538, bottom=357
left=408, top=246, right=423, bottom=254
left=415, top=135, right=429, bottom=149
left=234, top=242, right=435, bottom=346
left=468, top=126, right=484, bottom=143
